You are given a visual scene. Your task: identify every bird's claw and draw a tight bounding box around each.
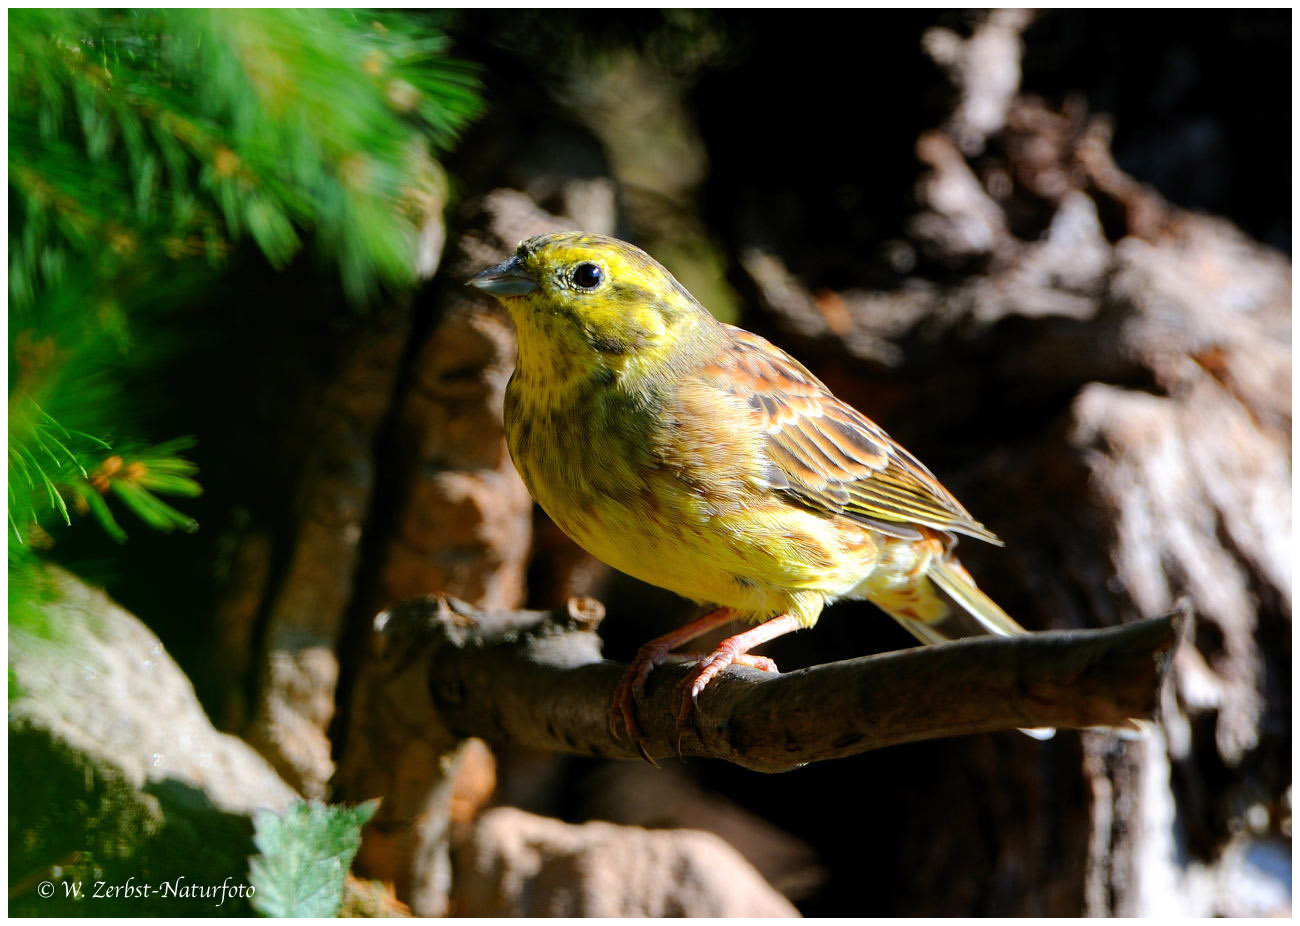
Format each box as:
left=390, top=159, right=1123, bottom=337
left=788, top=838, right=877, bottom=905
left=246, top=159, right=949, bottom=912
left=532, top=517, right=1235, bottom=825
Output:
left=677, top=657, right=722, bottom=727
left=609, top=641, right=674, bottom=763
left=674, top=650, right=779, bottom=727
left=612, top=639, right=781, bottom=762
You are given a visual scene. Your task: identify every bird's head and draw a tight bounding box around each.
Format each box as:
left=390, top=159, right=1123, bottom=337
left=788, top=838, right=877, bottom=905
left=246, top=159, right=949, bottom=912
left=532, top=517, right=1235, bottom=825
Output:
left=469, top=233, right=718, bottom=385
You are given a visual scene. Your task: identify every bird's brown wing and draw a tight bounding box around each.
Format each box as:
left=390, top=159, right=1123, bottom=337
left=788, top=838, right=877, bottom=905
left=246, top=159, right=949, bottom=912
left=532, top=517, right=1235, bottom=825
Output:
left=705, top=326, right=1001, bottom=545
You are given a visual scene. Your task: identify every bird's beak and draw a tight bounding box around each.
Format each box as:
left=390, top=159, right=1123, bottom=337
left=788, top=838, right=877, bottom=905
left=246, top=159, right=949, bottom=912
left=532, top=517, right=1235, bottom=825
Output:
left=468, top=256, right=537, bottom=296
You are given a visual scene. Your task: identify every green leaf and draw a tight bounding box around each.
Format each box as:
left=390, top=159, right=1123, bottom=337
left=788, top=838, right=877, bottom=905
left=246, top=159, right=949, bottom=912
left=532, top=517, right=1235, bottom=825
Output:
left=247, top=799, right=378, bottom=918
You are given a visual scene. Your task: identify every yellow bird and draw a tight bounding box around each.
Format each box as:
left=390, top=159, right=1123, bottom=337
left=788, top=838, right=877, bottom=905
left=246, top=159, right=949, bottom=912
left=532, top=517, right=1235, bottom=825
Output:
left=470, top=233, right=1033, bottom=741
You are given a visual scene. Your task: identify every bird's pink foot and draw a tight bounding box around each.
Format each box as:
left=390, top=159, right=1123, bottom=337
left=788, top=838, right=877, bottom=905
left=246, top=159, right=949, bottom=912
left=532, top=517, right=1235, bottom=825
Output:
left=607, top=607, right=740, bottom=759
left=609, top=639, right=674, bottom=746
left=677, top=644, right=758, bottom=726
left=674, top=615, right=801, bottom=727
left=674, top=651, right=779, bottom=676
left=611, top=611, right=800, bottom=756
left=730, top=653, right=779, bottom=673
left=676, top=650, right=785, bottom=726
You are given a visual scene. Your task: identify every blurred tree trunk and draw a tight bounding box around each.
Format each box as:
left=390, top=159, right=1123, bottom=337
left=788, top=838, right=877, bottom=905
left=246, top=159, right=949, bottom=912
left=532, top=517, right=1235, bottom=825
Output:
left=718, top=13, right=1289, bottom=915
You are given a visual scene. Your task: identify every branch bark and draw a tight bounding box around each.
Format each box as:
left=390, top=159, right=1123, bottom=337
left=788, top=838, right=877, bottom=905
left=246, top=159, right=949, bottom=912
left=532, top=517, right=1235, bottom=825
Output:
left=350, top=595, right=1184, bottom=776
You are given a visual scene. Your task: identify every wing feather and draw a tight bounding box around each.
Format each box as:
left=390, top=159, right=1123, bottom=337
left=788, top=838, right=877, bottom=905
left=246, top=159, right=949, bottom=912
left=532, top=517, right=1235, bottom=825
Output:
left=704, top=326, right=1001, bottom=545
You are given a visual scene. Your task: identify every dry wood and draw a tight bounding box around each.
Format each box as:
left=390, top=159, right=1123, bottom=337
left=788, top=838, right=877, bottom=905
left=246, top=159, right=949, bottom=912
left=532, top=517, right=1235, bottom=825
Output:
left=353, top=595, right=1183, bottom=775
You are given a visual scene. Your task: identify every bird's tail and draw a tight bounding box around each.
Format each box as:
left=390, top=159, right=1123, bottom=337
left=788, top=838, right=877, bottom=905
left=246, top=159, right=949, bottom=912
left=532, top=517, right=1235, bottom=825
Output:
left=877, top=555, right=1056, bottom=740
left=883, top=554, right=1027, bottom=646
left=876, top=555, right=1147, bottom=741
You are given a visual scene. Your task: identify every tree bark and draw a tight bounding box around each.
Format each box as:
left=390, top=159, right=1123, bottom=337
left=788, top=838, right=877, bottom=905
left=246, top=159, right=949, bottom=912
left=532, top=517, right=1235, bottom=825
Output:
left=355, top=595, right=1181, bottom=773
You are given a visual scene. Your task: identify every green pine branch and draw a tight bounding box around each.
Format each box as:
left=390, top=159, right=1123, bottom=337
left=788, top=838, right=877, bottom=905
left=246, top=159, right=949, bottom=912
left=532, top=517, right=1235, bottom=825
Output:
left=10, top=9, right=482, bottom=307
left=8, top=9, right=482, bottom=553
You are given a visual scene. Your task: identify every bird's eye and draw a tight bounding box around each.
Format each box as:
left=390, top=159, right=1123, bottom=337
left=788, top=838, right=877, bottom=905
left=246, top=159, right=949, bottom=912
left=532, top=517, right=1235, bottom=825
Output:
left=570, top=262, right=603, bottom=289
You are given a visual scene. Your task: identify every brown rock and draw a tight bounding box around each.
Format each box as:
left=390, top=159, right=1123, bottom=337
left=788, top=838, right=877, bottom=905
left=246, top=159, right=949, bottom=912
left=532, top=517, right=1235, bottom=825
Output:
left=248, top=314, right=413, bottom=798
left=338, top=192, right=586, bottom=918
left=341, top=874, right=412, bottom=918
left=452, top=806, right=800, bottom=917
left=576, top=762, right=826, bottom=901
left=10, top=565, right=298, bottom=816
left=368, top=189, right=578, bottom=615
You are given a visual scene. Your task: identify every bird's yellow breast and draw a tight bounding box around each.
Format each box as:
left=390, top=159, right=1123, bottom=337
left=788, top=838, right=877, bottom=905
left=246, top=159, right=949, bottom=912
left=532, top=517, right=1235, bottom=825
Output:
left=504, top=368, right=878, bottom=627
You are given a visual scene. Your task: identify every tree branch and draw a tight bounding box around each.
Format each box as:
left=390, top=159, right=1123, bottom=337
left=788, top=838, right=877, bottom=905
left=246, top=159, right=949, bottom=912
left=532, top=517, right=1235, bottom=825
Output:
left=351, top=596, right=1185, bottom=775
